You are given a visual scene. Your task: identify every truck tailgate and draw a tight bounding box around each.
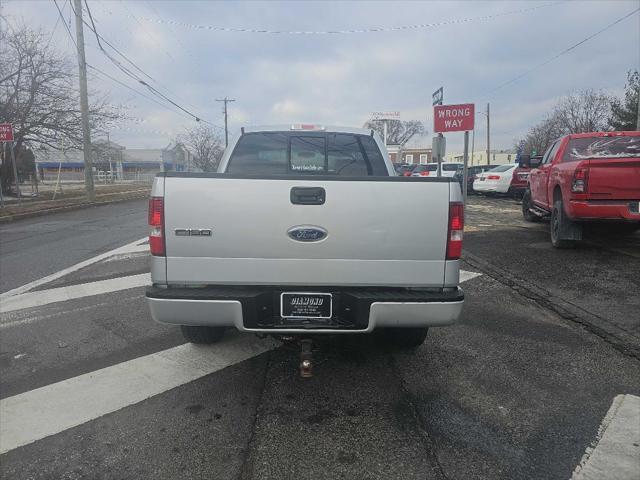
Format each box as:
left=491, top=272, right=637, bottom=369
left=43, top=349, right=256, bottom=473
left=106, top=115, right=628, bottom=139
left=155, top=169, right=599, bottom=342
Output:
left=163, top=177, right=451, bottom=287
left=587, top=158, right=640, bottom=200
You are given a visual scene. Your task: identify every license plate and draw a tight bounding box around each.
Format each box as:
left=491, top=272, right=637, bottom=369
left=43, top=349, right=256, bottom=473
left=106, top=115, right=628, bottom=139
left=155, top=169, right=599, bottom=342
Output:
left=281, top=292, right=332, bottom=319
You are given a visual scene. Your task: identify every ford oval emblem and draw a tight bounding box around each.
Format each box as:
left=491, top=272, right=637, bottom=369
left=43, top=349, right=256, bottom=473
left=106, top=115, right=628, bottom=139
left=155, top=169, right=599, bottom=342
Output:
left=287, top=225, right=328, bottom=242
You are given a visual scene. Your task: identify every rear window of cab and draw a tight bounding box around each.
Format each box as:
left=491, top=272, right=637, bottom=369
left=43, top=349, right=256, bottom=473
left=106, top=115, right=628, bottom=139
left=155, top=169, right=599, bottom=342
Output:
left=563, top=135, right=640, bottom=162
left=226, top=132, right=388, bottom=176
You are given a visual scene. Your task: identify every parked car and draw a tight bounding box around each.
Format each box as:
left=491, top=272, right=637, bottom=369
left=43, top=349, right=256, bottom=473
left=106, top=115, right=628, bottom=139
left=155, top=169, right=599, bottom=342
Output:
left=395, top=163, right=416, bottom=176
left=454, top=165, right=500, bottom=193
left=473, top=164, right=517, bottom=194
left=411, top=164, right=438, bottom=177
left=509, top=164, right=532, bottom=198
left=522, top=131, right=640, bottom=248
left=437, top=162, right=464, bottom=178
left=146, top=125, right=465, bottom=368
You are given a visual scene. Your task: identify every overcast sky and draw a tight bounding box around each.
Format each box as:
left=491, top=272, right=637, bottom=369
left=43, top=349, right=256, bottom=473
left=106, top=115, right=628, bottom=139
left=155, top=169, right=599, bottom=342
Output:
left=4, top=0, right=640, bottom=153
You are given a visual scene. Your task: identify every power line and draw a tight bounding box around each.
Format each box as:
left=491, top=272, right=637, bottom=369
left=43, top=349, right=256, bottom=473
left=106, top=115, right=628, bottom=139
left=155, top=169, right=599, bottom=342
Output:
left=78, top=0, right=212, bottom=124
left=118, top=0, right=175, bottom=63
left=53, top=0, right=76, bottom=48
left=138, top=1, right=562, bottom=35
left=86, top=64, right=193, bottom=120
left=53, top=0, right=222, bottom=131
left=481, top=7, right=640, bottom=98
left=46, top=0, right=66, bottom=48
left=82, top=1, right=199, bottom=113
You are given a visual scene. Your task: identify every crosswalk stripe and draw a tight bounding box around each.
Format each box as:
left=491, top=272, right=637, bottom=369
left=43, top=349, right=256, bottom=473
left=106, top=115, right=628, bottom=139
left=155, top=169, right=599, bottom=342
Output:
left=0, top=335, right=277, bottom=455
left=571, top=394, right=640, bottom=480
left=460, top=269, right=482, bottom=283
left=0, top=273, right=150, bottom=316
left=0, top=237, right=148, bottom=299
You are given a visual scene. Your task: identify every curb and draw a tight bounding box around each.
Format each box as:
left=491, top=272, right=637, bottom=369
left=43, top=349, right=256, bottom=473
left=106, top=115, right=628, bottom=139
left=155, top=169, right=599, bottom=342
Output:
left=462, top=249, right=640, bottom=360
left=0, top=190, right=150, bottom=223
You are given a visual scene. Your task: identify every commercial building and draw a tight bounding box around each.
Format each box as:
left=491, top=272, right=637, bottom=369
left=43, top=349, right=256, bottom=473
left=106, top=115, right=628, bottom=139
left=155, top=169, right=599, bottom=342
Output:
left=35, top=140, right=193, bottom=181
left=386, top=135, right=432, bottom=164
left=446, top=150, right=516, bottom=166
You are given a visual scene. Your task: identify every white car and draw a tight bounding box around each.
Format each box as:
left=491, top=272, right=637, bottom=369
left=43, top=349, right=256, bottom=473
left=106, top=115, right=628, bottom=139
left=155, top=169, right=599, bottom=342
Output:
left=473, top=164, right=516, bottom=194
left=412, top=162, right=462, bottom=178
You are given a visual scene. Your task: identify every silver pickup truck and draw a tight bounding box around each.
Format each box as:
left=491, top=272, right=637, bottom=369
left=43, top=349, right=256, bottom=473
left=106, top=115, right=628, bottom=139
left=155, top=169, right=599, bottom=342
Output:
left=146, top=125, right=464, bottom=351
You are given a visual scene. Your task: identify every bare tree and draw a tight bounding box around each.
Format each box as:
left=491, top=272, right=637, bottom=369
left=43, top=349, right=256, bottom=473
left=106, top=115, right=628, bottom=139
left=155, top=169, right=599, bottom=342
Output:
left=0, top=23, right=117, bottom=191
left=517, top=112, right=565, bottom=155
left=179, top=124, right=224, bottom=172
left=554, top=89, right=611, bottom=134
left=517, top=90, right=611, bottom=155
left=363, top=120, right=425, bottom=146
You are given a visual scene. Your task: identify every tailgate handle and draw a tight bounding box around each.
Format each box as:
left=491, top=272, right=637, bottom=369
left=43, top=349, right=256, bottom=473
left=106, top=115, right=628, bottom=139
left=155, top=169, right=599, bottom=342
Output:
left=290, top=187, right=325, bottom=205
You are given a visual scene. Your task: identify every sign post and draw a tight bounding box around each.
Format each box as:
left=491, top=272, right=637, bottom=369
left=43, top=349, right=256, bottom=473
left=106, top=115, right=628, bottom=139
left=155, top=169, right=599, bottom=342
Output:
left=431, top=87, right=444, bottom=175
left=0, top=123, right=20, bottom=205
left=462, top=131, right=470, bottom=201
left=433, top=104, right=475, bottom=204
left=432, top=134, right=446, bottom=176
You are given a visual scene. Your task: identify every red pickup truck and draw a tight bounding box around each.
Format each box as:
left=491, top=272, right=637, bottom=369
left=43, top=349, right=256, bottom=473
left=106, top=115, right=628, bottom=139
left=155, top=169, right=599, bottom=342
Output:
left=522, top=131, right=640, bottom=248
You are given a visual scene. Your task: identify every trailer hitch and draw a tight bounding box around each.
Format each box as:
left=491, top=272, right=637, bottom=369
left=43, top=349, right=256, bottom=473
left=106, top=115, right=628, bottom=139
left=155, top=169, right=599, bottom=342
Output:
left=299, top=338, right=314, bottom=378
left=269, top=335, right=316, bottom=378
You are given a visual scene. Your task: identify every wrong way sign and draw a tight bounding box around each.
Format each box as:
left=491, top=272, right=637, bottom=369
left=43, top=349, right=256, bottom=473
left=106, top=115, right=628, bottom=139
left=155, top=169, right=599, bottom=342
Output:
left=0, top=123, right=14, bottom=142
left=433, top=104, right=474, bottom=133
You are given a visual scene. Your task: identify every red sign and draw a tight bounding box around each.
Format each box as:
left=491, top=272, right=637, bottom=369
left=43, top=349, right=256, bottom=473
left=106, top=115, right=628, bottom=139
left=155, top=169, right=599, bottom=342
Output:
left=433, top=104, right=475, bottom=133
left=0, top=123, right=14, bottom=142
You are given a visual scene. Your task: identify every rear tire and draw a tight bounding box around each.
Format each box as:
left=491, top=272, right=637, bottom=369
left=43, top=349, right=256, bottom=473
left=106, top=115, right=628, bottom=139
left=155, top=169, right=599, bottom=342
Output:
left=180, top=325, right=226, bottom=344
left=379, top=327, right=429, bottom=348
left=550, top=199, right=576, bottom=249
left=522, top=190, right=540, bottom=222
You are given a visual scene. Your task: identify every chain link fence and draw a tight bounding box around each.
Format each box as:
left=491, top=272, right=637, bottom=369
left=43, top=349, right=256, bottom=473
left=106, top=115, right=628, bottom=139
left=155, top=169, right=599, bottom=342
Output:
left=37, top=170, right=156, bottom=185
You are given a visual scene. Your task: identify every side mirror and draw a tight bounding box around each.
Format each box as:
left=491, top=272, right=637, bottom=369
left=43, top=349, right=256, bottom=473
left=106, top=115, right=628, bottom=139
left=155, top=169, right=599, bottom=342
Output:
left=529, top=155, right=543, bottom=168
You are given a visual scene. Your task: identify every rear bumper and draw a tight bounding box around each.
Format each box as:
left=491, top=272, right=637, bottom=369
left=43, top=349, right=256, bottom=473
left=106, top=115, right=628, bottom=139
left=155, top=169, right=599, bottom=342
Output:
left=567, top=200, right=640, bottom=221
left=146, top=285, right=464, bottom=334
left=473, top=182, right=509, bottom=193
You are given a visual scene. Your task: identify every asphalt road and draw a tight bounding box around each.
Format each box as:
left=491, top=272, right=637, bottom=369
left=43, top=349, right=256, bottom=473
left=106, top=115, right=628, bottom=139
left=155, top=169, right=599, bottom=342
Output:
left=1, top=198, right=639, bottom=479
left=0, top=199, right=148, bottom=294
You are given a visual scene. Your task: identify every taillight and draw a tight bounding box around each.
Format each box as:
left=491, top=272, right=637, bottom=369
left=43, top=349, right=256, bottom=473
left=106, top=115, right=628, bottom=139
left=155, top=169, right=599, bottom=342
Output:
left=403, top=171, right=412, bottom=177
left=446, top=202, right=464, bottom=260
left=571, top=166, right=589, bottom=193
left=420, top=171, right=430, bottom=176
left=148, top=197, right=165, bottom=256
left=487, top=175, right=500, bottom=180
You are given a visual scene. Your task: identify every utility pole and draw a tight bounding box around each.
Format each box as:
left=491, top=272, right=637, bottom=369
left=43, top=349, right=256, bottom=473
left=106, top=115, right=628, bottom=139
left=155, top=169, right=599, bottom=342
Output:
left=486, top=103, right=491, bottom=165
left=216, top=97, right=235, bottom=147
left=73, top=0, right=94, bottom=200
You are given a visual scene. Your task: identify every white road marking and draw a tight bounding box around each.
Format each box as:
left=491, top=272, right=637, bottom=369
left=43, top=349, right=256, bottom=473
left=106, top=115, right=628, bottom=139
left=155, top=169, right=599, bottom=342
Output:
left=460, top=269, right=482, bottom=283
left=571, top=394, right=640, bottom=480
left=0, top=335, right=278, bottom=455
left=102, top=251, right=148, bottom=262
left=0, top=236, right=148, bottom=299
left=0, top=273, right=150, bottom=316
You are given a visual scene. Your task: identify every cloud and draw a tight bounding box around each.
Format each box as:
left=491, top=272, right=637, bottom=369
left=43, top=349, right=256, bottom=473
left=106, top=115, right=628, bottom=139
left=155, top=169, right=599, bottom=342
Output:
left=4, top=0, right=639, bottom=152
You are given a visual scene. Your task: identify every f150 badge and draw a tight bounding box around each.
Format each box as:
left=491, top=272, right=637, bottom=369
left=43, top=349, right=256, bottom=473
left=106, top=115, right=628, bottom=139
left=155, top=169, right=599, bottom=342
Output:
left=175, top=228, right=212, bottom=237
left=287, top=225, right=327, bottom=242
